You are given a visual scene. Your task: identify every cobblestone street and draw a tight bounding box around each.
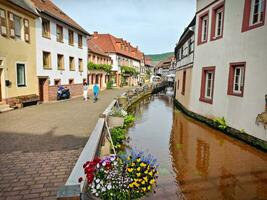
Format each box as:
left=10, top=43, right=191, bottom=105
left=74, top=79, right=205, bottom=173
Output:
left=0, top=88, right=131, bottom=200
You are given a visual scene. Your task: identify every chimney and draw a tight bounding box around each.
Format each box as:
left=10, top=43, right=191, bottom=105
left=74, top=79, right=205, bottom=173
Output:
left=93, top=31, right=98, bottom=37
left=265, top=94, right=267, bottom=111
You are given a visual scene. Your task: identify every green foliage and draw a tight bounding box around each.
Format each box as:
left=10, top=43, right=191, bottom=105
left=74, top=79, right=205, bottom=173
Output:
left=106, top=80, right=113, bottom=89
left=111, top=127, right=126, bottom=150
left=213, top=117, right=227, bottom=130
left=147, top=52, right=174, bottom=62
left=88, top=62, right=112, bottom=73
left=124, top=115, right=135, bottom=128
left=121, top=66, right=138, bottom=76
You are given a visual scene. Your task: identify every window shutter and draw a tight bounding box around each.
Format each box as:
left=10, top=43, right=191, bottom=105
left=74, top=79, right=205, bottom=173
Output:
left=8, top=12, right=15, bottom=38
left=0, top=8, right=7, bottom=37
left=23, top=18, right=30, bottom=43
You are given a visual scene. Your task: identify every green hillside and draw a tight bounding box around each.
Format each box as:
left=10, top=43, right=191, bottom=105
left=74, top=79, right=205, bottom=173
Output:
left=147, top=52, right=174, bottom=64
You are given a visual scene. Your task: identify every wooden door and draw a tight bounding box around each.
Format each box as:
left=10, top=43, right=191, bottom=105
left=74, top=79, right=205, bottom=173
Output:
left=0, top=69, right=2, bottom=102
left=39, top=78, right=46, bottom=102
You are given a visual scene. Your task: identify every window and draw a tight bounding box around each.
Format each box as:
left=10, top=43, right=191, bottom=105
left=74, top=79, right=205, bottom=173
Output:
left=69, top=57, right=75, bottom=71
left=23, top=19, right=30, bottom=43
left=79, top=58, right=83, bottom=72
left=68, top=30, right=74, bottom=45
left=56, top=25, right=63, bottom=42
left=211, top=2, right=224, bottom=40
left=69, top=79, right=74, bottom=85
left=200, top=66, right=215, bottom=104
left=42, top=18, right=50, bottom=38
left=182, top=71, right=186, bottom=95
left=0, top=8, right=7, bottom=37
left=78, top=34, right=82, bottom=48
left=17, top=63, right=26, bottom=87
left=43, top=51, right=51, bottom=69
left=188, top=37, right=194, bottom=53
left=14, top=15, right=21, bottom=38
left=57, top=54, right=64, bottom=70
left=198, top=11, right=209, bottom=45
left=227, top=62, right=246, bottom=97
left=54, top=79, right=61, bottom=86
left=242, top=0, right=266, bottom=32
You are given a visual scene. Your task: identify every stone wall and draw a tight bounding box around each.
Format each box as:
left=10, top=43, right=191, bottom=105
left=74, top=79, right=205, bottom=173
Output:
left=48, top=83, right=83, bottom=101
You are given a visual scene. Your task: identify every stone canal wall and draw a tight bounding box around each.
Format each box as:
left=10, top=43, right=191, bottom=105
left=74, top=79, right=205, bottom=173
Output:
left=173, top=99, right=267, bottom=152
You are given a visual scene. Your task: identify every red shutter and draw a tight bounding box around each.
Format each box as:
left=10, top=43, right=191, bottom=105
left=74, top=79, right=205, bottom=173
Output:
left=24, top=18, right=30, bottom=43
left=0, top=8, right=7, bottom=37
left=8, top=11, right=15, bottom=38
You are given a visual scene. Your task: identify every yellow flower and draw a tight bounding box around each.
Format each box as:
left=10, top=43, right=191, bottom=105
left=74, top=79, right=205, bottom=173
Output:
left=140, top=162, right=147, bottom=167
left=127, top=168, right=133, bottom=173
left=144, top=170, right=148, bottom=174
left=137, top=173, right=141, bottom=177
left=142, top=187, right=147, bottom=192
left=144, top=177, right=148, bottom=182
left=150, top=179, right=155, bottom=184
left=137, top=167, right=141, bottom=171
left=127, top=156, right=131, bottom=160
left=149, top=171, right=153, bottom=176
left=136, top=158, right=141, bottom=162
left=129, top=183, right=134, bottom=188
left=147, top=185, right=151, bottom=190
left=141, top=180, right=145, bottom=185
left=134, top=182, right=140, bottom=187
left=131, top=162, right=136, bottom=167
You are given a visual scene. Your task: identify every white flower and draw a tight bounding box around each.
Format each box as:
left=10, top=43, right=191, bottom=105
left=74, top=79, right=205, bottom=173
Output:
left=102, top=161, right=106, bottom=166
left=91, top=189, right=96, bottom=194
left=96, top=163, right=100, bottom=168
left=101, top=187, right=106, bottom=192
left=96, top=193, right=99, bottom=197
left=100, top=180, right=103, bottom=185
left=113, top=161, right=118, bottom=166
left=107, top=184, right=112, bottom=190
left=96, top=184, right=101, bottom=189
left=110, top=156, right=116, bottom=162
left=95, top=179, right=100, bottom=183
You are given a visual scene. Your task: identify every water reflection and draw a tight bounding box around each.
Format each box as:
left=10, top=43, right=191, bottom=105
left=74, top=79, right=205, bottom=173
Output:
left=127, top=94, right=267, bottom=200
left=171, top=109, right=267, bottom=200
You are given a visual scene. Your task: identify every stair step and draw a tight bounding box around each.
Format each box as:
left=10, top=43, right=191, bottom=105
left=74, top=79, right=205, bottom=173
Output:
left=0, top=107, right=14, bottom=113
left=0, top=104, right=10, bottom=110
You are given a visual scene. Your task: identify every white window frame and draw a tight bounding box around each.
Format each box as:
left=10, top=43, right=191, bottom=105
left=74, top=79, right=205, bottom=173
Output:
left=233, top=67, right=244, bottom=94
left=202, top=16, right=208, bottom=42
left=205, top=72, right=213, bottom=99
left=16, top=62, right=27, bottom=87
left=250, top=0, right=264, bottom=25
left=215, top=8, right=223, bottom=37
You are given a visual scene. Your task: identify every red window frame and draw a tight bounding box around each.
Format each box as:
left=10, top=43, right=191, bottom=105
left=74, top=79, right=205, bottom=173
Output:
left=199, top=66, right=216, bottom=104
left=182, top=70, right=186, bottom=95
left=197, top=11, right=209, bottom=45
left=210, top=1, right=225, bottom=41
left=242, top=0, right=266, bottom=32
left=227, top=62, right=246, bottom=97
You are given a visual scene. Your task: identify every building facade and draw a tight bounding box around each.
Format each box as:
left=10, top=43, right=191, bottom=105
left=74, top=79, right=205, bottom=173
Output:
left=0, top=0, right=39, bottom=108
left=32, top=0, right=88, bottom=102
left=174, top=17, right=195, bottom=109
left=189, top=0, right=267, bottom=141
left=89, top=32, right=144, bottom=87
left=87, top=38, right=112, bottom=90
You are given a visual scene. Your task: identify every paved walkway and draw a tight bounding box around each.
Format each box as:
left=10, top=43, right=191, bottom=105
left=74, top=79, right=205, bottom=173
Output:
left=0, top=88, right=131, bottom=200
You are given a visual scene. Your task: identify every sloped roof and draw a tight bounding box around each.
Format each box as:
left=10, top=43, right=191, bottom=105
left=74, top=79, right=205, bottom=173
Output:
left=31, top=0, right=89, bottom=35
left=90, top=32, right=144, bottom=61
left=7, top=0, right=39, bottom=16
left=87, top=38, right=110, bottom=58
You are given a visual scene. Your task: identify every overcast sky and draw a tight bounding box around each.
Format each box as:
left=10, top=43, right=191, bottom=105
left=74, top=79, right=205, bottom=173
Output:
left=53, top=0, right=196, bottom=54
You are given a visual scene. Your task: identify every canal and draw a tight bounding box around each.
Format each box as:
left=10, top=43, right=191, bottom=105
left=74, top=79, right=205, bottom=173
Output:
left=127, top=94, right=267, bottom=200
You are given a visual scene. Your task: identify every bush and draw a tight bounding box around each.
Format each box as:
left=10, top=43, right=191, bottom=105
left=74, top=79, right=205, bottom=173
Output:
left=111, top=127, right=127, bottom=150
left=106, top=80, right=113, bottom=89
left=124, top=115, right=135, bottom=128
left=213, top=117, right=227, bottom=130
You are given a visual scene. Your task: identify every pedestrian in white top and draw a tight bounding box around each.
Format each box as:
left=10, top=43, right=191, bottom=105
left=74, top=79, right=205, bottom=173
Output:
left=83, top=81, right=89, bottom=101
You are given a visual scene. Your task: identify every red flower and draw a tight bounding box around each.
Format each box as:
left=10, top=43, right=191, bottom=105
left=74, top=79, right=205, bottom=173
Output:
left=87, top=173, right=94, bottom=184
left=78, top=177, right=83, bottom=183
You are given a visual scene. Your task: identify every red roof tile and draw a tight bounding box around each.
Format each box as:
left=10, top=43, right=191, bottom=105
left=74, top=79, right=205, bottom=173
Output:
left=87, top=38, right=110, bottom=58
left=90, top=32, right=144, bottom=61
left=31, top=0, right=88, bottom=34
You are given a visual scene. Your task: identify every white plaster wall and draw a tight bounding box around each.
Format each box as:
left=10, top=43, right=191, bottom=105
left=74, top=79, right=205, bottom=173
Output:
left=36, top=15, right=88, bottom=86
left=197, top=0, right=214, bottom=11
left=109, top=53, right=119, bottom=72
left=190, top=0, right=267, bottom=141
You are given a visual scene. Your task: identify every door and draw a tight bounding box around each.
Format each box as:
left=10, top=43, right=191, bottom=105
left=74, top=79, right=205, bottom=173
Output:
left=0, top=69, right=2, bottom=102
left=39, top=78, right=47, bottom=102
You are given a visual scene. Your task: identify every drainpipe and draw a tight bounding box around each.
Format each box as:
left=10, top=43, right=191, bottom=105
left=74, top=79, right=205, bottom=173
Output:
left=265, top=94, right=267, bottom=111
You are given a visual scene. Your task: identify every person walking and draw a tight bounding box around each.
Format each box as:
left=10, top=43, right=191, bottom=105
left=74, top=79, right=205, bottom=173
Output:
left=93, top=83, right=100, bottom=103
left=83, top=81, right=89, bottom=101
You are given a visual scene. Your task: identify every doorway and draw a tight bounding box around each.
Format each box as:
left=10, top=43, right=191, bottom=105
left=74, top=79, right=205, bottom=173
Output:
left=39, top=78, right=47, bottom=102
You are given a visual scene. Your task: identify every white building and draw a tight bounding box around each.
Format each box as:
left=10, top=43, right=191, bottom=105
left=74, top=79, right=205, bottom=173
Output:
left=32, top=0, right=88, bottom=102
left=189, top=0, right=267, bottom=142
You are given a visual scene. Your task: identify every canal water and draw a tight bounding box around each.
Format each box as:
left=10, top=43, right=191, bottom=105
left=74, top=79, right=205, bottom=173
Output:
left=127, top=94, right=267, bottom=200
